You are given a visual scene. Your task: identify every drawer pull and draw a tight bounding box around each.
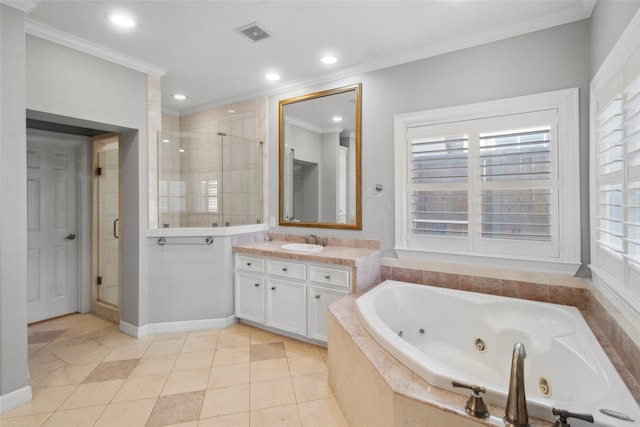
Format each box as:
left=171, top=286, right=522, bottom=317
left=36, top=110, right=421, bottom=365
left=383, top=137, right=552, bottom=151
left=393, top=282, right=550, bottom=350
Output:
left=282, top=267, right=288, bottom=272
left=315, top=294, right=321, bottom=299
left=271, top=286, right=277, bottom=290
left=325, top=275, right=331, bottom=280
left=254, top=283, right=260, bottom=287
left=246, top=262, right=252, bottom=267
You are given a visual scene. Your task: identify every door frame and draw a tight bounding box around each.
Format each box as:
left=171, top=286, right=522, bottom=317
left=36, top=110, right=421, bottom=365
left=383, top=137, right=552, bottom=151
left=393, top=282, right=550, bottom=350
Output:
left=25, top=128, right=93, bottom=319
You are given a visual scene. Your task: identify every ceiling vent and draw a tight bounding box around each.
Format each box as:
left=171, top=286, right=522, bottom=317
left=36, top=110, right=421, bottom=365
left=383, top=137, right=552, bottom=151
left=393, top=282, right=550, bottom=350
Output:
left=236, top=22, right=271, bottom=42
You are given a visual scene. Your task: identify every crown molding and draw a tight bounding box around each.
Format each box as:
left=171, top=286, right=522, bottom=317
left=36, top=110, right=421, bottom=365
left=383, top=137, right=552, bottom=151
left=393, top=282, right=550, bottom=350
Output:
left=180, top=1, right=595, bottom=115
left=26, top=19, right=166, bottom=77
left=1, top=0, right=39, bottom=13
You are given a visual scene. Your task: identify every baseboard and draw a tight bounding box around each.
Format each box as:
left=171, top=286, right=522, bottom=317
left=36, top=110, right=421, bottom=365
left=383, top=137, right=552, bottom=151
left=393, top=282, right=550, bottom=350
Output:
left=120, top=316, right=237, bottom=338
left=0, top=385, right=32, bottom=413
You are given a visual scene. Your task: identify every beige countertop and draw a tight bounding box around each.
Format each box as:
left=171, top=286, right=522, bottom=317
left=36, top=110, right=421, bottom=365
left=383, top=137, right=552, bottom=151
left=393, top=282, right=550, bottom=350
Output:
left=233, top=241, right=380, bottom=267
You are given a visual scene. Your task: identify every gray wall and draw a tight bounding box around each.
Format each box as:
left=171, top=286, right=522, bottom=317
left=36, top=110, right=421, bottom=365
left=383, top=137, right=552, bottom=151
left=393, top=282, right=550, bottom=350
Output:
left=25, top=36, right=150, bottom=328
left=590, top=0, right=640, bottom=76
left=269, top=19, right=592, bottom=262
left=0, top=3, right=30, bottom=400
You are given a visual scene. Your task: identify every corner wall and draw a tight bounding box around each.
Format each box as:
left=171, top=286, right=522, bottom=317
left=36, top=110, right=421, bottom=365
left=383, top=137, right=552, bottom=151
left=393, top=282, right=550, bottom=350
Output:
left=0, top=3, right=30, bottom=410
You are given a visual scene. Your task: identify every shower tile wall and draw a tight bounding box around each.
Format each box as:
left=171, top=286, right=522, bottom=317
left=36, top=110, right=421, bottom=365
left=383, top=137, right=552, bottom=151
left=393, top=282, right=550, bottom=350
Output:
left=159, top=98, right=266, bottom=228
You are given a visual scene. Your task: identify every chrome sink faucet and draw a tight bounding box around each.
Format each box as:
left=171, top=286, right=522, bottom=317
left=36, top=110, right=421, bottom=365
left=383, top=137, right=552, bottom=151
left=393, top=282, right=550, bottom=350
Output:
left=306, top=234, right=317, bottom=245
left=504, top=342, right=530, bottom=427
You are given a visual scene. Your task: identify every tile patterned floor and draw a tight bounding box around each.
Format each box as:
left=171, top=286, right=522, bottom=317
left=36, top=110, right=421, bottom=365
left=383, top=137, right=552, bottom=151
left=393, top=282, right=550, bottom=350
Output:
left=1, top=313, right=349, bottom=427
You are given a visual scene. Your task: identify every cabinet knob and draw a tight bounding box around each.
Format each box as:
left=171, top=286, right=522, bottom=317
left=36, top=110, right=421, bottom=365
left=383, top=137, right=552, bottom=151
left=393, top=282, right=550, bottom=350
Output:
left=325, top=275, right=331, bottom=280
left=271, top=286, right=277, bottom=290
left=315, top=294, right=321, bottom=299
left=254, top=283, right=260, bottom=287
left=247, top=262, right=252, bottom=267
left=282, top=267, right=288, bottom=272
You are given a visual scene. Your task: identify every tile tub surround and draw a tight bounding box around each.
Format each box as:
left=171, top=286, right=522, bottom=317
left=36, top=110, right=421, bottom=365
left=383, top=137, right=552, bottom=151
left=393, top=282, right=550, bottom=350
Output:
left=233, top=235, right=381, bottom=293
left=327, top=295, right=550, bottom=427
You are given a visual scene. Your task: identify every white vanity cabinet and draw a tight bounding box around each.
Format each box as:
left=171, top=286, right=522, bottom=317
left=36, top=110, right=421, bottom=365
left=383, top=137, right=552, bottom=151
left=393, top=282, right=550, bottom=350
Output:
left=234, top=254, right=266, bottom=323
left=233, top=253, right=350, bottom=344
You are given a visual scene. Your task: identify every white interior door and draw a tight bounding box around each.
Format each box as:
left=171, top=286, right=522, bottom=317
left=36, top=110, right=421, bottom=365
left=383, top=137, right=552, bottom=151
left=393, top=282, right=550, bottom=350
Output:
left=27, top=131, right=80, bottom=323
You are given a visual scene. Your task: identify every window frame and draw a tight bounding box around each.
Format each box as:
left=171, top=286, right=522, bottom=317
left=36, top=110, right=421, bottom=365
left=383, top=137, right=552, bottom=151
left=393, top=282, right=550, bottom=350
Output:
left=394, top=88, right=581, bottom=274
left=590, top=8, right=640, bottom=323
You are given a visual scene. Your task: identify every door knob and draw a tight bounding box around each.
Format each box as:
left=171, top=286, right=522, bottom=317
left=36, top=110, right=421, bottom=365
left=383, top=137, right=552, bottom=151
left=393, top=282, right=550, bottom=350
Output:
left=65, top=233, right=77, bottom=241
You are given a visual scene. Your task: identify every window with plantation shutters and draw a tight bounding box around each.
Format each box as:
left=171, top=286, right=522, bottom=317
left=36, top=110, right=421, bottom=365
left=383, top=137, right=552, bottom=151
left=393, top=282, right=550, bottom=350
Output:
left=395, top=89, right=580, bottom=273
left=591, top=33, right=640, bottom=305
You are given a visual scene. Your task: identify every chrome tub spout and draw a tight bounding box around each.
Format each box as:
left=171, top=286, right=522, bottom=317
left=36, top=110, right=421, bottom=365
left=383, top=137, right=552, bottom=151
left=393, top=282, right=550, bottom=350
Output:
left=504, top=342, right=530, bottom=427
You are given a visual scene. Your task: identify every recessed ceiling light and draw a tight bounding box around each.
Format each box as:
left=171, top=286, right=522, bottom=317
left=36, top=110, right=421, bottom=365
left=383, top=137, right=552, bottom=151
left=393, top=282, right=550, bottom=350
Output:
left=321, top=56, right=338, bottom=64
left=109, top=13, right=136, bottom=28
left=178, top=148, right=185, bottom=153
left=265, top=73, right=281, bottom=81
left=162, top=139, right=170, bottom=143
left=332, top=116, right=343, bottom=122
left=173, top=94, right=187, bottom=100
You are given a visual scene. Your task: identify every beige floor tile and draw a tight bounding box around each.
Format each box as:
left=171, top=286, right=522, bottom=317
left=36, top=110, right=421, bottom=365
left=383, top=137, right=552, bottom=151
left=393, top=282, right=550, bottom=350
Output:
left=151, top=332, right=189, bottom=341
left=83, top=358, right=139, bottom=382
left=291, top=373, right=332, bottom=402
left=298, top=398, right=349, bottom=427
left=212, top=346, right=250, bottom=366
left=28, top=354, right=67, bottom=378
left=130, top=354, right=177, bottom=377
left=199, top=384, right=249, bottom=418
left=41, top=405, right=106, bottom=427
left=1, top=386, right=77, bottom=417
left=0, top=412, right=51, bottom=427
left=250, top=329, right=283, bottom=345
left=28, top=343, right=49, bottom=357
left=282, top=339, right=322, bottom=358
left=93, top=330, right=139, bottom=349
left=33, top=363, right=98, bottom=389
left=112, top=373, right=168, bottom=402
left=249, top=378, right=296, bottom=410
left=58, top=379, right=124, bottom=410
left=287, top=353, right=327, bottom=377
left=207, top=362, right=250, bottom=389
left=250, top=358, right=290, bottom=382
left=161, top=368, right=210, bottom=395
left=51, top=340, right=110, bottom=366
left=216, top=331, right=250, bottom=348
left=163, top=422, right=198, bottom=427
left=250, top=342, right=286, bottom=361
left=94, top=397, right=156, bottom=427
left=182, top=334, right=218, bottom=353
left=198, top=412, right=249, bottom=427
left=102, top=341, right=151, bottom=361
left=164, top=422, right=198, bottom=427
left=144, top=339, right=185, bottom=357
left=250, top=404, right=301, bottom=427
left=146, top=391, right=205, bottom=427
left=173, top=349, right=214, bottom=371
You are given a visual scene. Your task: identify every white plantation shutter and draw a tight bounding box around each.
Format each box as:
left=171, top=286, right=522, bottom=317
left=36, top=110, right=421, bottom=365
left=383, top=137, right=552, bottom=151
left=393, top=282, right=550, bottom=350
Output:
left=592, top=27, right=640, bottom=303
left=405, top=109, right=560, bottom=258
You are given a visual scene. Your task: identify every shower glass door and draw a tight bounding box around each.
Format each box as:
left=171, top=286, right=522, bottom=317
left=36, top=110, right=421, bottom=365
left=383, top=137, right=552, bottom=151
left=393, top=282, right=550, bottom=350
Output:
left=96, top=144, right=119, bottom=307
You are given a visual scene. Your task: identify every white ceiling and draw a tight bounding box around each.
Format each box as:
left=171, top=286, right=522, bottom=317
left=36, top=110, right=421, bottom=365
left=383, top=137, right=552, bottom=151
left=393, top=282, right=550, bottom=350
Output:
left=19, top=0, right=596, bottom=115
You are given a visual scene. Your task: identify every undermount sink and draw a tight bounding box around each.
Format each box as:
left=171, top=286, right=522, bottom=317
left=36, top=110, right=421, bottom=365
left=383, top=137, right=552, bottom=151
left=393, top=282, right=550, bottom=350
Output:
left=281, top=243, right=323, bottom=253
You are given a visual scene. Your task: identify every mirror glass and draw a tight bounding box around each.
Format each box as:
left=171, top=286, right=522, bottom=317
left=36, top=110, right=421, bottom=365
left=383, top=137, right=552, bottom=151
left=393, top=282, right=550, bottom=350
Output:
left=279, top=84, right=361, bottom=229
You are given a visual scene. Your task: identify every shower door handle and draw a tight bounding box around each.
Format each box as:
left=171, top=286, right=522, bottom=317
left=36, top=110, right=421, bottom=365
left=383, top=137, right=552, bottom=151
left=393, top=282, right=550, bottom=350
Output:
left=65, top=233, right=77, bottom=241
left=113, top=218, right=119, bottom=239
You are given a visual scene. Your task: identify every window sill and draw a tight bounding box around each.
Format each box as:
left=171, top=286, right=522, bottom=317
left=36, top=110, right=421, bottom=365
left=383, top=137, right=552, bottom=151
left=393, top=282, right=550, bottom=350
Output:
left=394, top=246, right=581, bottom=276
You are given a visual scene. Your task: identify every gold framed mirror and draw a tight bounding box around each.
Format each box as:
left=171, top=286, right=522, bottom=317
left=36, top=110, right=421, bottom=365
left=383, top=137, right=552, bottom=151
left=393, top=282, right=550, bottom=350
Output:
left=279, top=84, right=362, bottom=229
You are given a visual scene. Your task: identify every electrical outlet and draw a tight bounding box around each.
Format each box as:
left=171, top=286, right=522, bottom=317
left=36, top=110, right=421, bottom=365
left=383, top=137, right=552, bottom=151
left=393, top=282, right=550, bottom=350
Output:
left=269, top=216, right=276, bottom=227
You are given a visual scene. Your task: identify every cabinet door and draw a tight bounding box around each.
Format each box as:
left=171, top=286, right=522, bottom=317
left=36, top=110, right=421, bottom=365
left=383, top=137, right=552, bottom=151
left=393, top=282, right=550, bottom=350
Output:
left=235, top=273, right=265, bottom=323
left=308, top=286, right=347, bottom=342
left=267, top=278, right=307, bottom=335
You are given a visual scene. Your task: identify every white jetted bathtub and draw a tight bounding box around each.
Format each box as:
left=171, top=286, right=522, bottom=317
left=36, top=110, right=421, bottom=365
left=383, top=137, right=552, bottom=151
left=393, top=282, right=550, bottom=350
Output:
left=356, top=280, right=640, bottom=426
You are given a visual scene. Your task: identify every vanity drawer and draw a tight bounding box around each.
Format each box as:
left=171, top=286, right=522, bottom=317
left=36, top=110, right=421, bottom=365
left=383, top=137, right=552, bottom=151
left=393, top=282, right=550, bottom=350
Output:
left=235, top=254, right=266, bottom=274
left=309, top=265, right=350, bottom=289
left=267, top=259, right=306, bottom=281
